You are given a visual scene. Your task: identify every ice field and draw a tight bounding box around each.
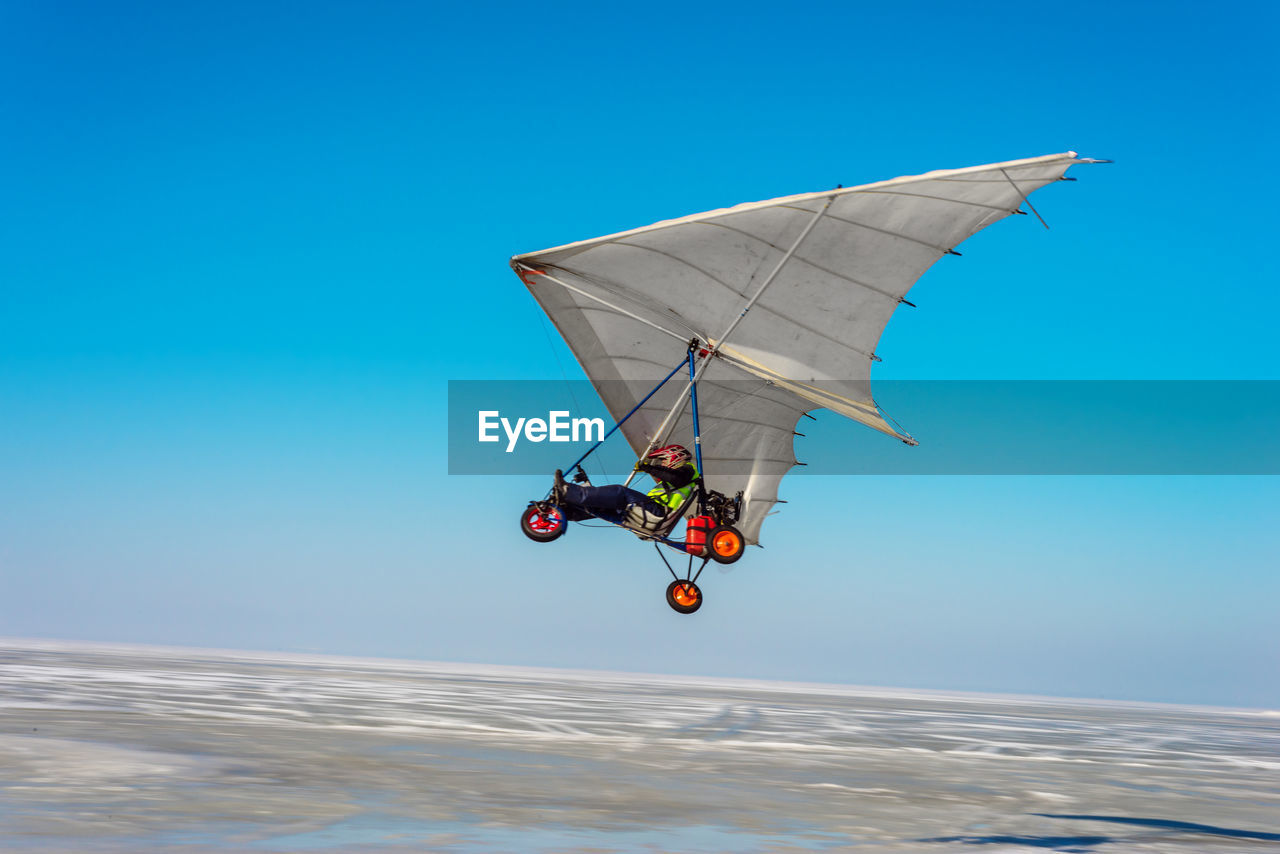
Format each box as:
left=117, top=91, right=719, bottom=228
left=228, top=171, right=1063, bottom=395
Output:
left=1, top=640, right=1278, bottom=852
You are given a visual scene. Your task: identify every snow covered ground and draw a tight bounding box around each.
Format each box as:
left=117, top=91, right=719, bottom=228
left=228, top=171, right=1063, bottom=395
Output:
left=1, top=640, right=1277, bottom=852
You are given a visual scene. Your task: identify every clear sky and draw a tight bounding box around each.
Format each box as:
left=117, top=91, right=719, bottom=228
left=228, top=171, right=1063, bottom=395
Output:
left=2, top=1, right=1277, bottom=708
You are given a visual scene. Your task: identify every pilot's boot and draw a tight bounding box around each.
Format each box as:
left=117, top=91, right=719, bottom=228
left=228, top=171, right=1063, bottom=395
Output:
left=552, top=469, right=567, bottom=504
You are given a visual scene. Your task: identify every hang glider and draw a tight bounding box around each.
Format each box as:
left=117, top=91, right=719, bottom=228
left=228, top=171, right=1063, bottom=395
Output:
left=513, top=152, right=1103, bottom=586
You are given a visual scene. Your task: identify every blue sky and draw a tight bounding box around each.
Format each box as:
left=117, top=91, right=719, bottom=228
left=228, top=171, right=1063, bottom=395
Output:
left=2, top=1, right=1277, bottom=707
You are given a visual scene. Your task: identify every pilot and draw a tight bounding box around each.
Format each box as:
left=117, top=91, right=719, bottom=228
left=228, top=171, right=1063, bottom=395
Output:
left=554, top=444, right=698, bottom=519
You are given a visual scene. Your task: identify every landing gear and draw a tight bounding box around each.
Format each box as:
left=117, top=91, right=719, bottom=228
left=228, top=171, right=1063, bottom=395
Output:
left=520, top=503, right=566, bottom=542
left=666, top=579, right=703, bottom=614
left=707, top=525, right=745, bottom=564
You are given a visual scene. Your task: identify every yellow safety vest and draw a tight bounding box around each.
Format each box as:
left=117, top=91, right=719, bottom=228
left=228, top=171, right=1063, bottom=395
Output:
left=646, top=462, right=699, bottom=511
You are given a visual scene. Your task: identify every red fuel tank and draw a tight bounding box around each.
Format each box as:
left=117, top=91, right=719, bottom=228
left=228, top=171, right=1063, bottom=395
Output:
left=685, top=515, right=715, bottom=556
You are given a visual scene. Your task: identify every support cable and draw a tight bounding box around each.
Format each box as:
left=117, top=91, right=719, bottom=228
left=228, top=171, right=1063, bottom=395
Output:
left=999, top=168, right=1049, bottom=230
left=562, top=353, right=691, bottom=476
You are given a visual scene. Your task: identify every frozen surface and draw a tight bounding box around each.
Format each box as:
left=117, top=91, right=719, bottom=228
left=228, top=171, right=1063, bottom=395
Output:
left=1, top=640, right=1278, bottom=852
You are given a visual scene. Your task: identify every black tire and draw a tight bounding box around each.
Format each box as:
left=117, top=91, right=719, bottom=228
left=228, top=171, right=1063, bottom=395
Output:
left=520, top=503, right=566, bottom=542
left=666, top=580, right=703, bottom=614
left=707, top=525, right=745, bottom=564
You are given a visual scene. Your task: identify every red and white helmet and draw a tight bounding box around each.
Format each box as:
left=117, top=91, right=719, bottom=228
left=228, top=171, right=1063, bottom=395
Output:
left=645, top=444, right=692, bottom=468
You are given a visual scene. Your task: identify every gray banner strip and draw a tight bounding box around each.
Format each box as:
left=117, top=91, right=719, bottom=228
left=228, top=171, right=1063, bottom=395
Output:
left=448, top=381, right=1280, bottom=475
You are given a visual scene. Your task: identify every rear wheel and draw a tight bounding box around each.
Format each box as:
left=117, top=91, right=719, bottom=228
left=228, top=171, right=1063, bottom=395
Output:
left=520, top=504, right=566, bottom=542
left=666, top=580, right=703, bottom=614
left=708, top=525, right=745, bottom=564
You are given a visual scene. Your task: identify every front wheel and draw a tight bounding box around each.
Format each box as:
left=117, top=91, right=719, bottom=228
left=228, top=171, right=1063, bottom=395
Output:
left=520, top=503, right=566, bottom=542
left=708, top=525, right=745, bottom=564
left=666, top=580, right=703, bottom=614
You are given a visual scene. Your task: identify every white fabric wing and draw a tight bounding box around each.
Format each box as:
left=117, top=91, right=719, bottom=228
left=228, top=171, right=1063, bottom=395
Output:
left=513, top=153, right=1090, bottom=543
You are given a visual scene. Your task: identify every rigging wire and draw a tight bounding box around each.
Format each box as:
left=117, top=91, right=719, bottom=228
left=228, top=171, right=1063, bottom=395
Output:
left=534, top=312, right=610, bottom=483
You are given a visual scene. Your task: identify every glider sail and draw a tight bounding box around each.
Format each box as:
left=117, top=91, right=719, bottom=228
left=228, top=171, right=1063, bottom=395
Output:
left=512, top=152, right=1097, bottom=544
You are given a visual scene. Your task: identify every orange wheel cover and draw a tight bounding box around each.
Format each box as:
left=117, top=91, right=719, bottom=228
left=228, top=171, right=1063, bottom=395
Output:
left=672, top=584, right=699, bottom=606
left=713, top=530, right=740, bottom=556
